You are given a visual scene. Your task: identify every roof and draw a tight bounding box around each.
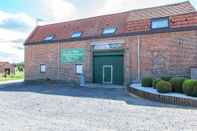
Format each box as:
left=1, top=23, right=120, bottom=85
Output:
left=128, top=1, right=195, bottom=21
left=0, top=62, right=12, bottom=66
left=25, top=1, right=196, bottom=45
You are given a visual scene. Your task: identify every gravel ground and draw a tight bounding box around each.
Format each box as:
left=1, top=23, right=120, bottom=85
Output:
left=0, top=82, right=197, bottom=131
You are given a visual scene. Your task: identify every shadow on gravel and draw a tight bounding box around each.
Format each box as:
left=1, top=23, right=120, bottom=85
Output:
left=0, top=82, right=194, bottom=109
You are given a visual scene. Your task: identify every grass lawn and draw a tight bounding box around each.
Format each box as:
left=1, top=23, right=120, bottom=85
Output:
left=0, top=71, right=24, bottom=82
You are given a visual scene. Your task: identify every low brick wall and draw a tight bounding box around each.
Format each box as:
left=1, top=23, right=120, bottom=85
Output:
left=128, top=86, right=197, bottom=107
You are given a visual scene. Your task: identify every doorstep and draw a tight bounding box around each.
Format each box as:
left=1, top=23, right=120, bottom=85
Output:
left=84, top=83, right=125, bottom=88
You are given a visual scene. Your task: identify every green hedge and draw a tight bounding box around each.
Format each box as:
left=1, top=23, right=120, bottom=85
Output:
left=141, top=75, right=197, bottom=97
left=183, top=80, right=197, bottom=97
left=156, top=80, right=172, bottom=93
left=160, top=76, right=172, bottom=81
left=169, top=77, right=185, bottom=93
left=152, top=79, right=161, bottom=88
left=142, top=77, right=153, bottom=87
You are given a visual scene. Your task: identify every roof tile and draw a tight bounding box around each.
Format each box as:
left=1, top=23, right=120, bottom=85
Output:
left=25, top=1, right=196, bottom=44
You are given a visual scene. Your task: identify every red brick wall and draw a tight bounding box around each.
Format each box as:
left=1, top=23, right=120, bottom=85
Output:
left=25, top=44, right=59, bottom=80
left=0, top=64, right=15, bottom=74
left=25, top=30, right=197, bottom=84
left=127, top=30, right=197, bottom=80
left=127, top=12, right=197, bottom=32
left=25, top=40, right=93, bottom=84
left=59, top=41, right=92, bottom=83
left=171, top=12, right=197, bottom=28
left=127, top=19, right=150, bottom=32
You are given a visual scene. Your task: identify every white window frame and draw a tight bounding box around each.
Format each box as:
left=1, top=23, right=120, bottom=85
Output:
left=44, top=34, right=55, bottom=41
left=102, top=27, right=117, bottom=35
left=40, top=64, right=47, bottom=73
left=71, top=32, right=82, bottom=38
left=151, top=17, right=169, bottom=29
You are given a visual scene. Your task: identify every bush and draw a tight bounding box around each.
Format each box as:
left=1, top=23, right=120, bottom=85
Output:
left=142, top=77, right=153, bottom=87
left=160, top=76, right=172, bottom=81
left=152, top=79, right=161, bottom=88
left=169, top=77, right=185, bottom=93
left=156, top=80, right=172, bottom=93
left=183, top=80, right=197, bottom=97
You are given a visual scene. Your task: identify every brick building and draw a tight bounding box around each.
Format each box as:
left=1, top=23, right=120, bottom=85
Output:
left=25, top=2, right=197, bottom=85
left=0, top=62, right=15, bottom=75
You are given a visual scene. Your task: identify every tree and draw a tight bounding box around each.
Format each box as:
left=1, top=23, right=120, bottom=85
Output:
left=15, top=62, right=24, bottom=72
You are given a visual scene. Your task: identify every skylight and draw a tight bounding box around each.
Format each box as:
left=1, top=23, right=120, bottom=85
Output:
left=102, top=27, right=117, bottom=35
left=151, top=17, right=169, bottom=29
left=44, top=34, right=55, bottom=41
left=72, top=32, right=82, bottom=38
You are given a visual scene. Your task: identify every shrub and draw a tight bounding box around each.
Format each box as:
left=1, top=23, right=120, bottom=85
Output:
left=142, top=77, right=153, bottom=87
left=160, top=76, right=172, bottom=81
left=183, top=80, right=197, bottom=97
left=156, top=80, right=172, bottom=93
left=152, top=79, right=161, bottom=88
left=169, top=77, right=185, bottom=93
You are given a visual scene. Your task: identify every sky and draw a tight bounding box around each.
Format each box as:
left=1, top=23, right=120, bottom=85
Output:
left=0, top=0, right=196, bottom=63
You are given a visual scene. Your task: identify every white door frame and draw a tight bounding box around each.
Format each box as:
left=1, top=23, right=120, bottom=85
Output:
left=103, top=65, right=113, bottom=84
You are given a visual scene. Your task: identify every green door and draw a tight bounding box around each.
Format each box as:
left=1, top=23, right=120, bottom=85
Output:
left=93, top=52, right=124, bottom=85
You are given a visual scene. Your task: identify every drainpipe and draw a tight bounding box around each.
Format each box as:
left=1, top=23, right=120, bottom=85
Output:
left=58, top=42, right=63, bottom=80
left=57, top=42, right=60, bottom=80
left=137, top=35, right=141, bottom=82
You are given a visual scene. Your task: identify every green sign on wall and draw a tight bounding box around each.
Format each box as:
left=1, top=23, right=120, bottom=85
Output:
left=61, top=48, right=85, bottom=63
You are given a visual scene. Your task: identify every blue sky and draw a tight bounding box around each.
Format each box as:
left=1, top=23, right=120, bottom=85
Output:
left=0, top=0, right=196, bottom=63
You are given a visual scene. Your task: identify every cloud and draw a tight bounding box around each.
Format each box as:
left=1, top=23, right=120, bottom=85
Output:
left=39, top=0, right=77, bottom=22
left=0, top=0, right=77, bottom=63
left=0, top=28, right=28, bottom=41
left=0, top=11, right=36, bottom=32
left=0, top=41, right=24, bottom=63
left=97, top=0, right=186, bottom=15
left=0, top=11, right=36, bottom=63
left=0, top=29, right=27, bottom=63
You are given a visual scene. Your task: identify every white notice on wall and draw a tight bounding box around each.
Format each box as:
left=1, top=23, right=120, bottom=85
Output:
left=76, top=64, right=83, bottom=74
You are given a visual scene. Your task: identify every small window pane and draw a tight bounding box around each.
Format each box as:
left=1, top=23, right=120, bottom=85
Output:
left=151, top=18, right=169, bottom=29
left=40, top=64, right=46, bottom=73
left=44, top=34, right=55, bottom=41
left=76, top=64, right=83, bottom=74
left=72, top=32, right=82, bottom=38
left=103, top=27, right=116, bottom=35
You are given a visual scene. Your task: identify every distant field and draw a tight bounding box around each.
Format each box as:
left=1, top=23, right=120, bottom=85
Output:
left=0, top=71, right=24, bottom=82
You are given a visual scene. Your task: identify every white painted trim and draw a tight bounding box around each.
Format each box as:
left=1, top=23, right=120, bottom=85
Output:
left=91, top=40, right=125, bottom=45
left=103, top=65, right=113, bottom=84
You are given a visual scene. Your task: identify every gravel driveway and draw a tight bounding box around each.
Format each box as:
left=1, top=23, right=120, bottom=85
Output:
left=0, top=82, right=197, bottom=131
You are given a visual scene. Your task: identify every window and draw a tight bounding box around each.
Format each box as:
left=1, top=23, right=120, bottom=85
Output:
left=71, top=32, right=82, bottom=38
left=151, top=17, right=169, bottom=29
left=40, top=64, right=46, bottom=73
left=76, top=64, right=83, bottom=74
left=44, top=34, right=55, bottom=41
left=102, top=27, right=117, bottom=35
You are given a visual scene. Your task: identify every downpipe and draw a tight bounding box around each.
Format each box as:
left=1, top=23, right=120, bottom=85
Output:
left=137, top=35, right=141, bottom=82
